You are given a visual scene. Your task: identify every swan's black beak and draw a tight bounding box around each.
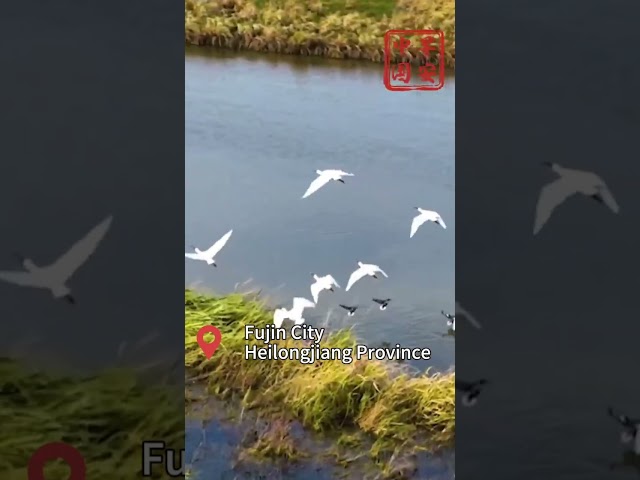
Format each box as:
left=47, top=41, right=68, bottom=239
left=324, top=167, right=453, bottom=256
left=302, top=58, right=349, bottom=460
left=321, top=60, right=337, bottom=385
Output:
left=212, top=263, right=217, bottom=267
left=338, top=179, right=345, bottom=183
left=372, top=275, right=378, bottom=279
left=329, top=288, right=334, bottom=292
left=64, top=295, right=75, bottom=305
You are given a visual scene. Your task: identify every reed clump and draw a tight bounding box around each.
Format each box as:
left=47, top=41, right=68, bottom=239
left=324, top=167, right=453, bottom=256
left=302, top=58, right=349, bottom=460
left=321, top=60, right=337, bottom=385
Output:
left=185, top=289, right=455, bottom=459
left=1, top=358, right=183, bottom=479
left=185, top=0, right=455, bottom=68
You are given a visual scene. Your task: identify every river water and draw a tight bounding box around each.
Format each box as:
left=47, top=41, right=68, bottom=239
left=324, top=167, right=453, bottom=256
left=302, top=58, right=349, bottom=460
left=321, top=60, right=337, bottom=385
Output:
left=185, top=47, right=455, bottom=478
left=185, top=47, right=455, bottom=371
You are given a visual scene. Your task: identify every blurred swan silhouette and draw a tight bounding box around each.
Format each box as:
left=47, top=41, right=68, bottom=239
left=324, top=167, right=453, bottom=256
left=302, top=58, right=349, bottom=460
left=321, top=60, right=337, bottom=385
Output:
left=534, top=162, right=619, bottom=235
left=0, top=215, right=113, bottom=304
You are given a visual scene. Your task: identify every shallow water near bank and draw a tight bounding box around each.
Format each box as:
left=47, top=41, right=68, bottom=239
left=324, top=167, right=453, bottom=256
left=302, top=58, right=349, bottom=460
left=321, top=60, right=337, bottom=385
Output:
left=186, top=385, right=455, bottom=480
left=185, top=48, right=455, bottom=479
left=185, top=419, right=455, bottom=479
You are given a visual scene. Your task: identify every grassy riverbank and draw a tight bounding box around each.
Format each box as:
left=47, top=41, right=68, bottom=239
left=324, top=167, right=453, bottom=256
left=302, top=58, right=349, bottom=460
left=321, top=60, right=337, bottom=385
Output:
left=185, top=0, right=455, bottom=68
left=185, top=289, right=455, bottom=466
left=2, top=359, right=183, bottom=479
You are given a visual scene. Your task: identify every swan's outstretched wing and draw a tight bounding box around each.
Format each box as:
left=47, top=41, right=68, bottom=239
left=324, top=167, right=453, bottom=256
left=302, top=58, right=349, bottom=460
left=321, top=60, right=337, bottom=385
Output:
left=292, top=297, right=315, bottom=312
left=345, top=267, right=367, bottom=291
left=310, top=281, right=323, bottom=304
left=410, top=213, right=429, bottom=238
left=201, top=229, right=233, bottom=258
left=375, top=267, right=388, bottom=278
left=455, top=301, right=482, bottom=329
left=435, top=216, right=447, bottom=229
left=48, top=215, right=113, bottom=279
left=598, top=183, right=620, bottom=213
left=324, top=275, right=340, bottom=288
left=533, top=179, right=577, bottom=235
left=185, top=253, right=201, bottom=260
left=302, top=173, right=332, bottom=199
left=0, top=270, right=43, bottom=287
left=273, top=308, right=288, bottom=328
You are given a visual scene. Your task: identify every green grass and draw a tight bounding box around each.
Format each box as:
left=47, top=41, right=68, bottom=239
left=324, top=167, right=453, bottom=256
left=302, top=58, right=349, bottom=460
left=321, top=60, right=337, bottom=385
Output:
left=185, top=289, right=455, bottom=464
left=1, top=359, right=183, bottom=479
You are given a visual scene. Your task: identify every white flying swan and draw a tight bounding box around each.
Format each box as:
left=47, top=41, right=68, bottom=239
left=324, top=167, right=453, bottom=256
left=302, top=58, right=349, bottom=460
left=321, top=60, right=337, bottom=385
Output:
left=0, top=215, right=113, bottom=304
left=185, top=229, right=233, bottom=266
left=533, top=162, right=619, bottom=235
left=310, top=273, right=340, bottom=304
left=410, top=208, right=447, bottom=238
left=273, top=297, right=316, bottom=328
left=345, top=262, right=388, bottom=291
left=302, top=169, right=354, bottom=199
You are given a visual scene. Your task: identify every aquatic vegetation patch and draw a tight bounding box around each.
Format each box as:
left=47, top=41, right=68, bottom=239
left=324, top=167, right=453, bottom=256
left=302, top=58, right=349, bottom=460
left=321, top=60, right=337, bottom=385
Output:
left=239, top=417, right=308, bottom=462
left=0, top=358, right=183, bottom=479
left=185, top=288, right=455, bottom=461
left=185, top=0, right=455, bottom=68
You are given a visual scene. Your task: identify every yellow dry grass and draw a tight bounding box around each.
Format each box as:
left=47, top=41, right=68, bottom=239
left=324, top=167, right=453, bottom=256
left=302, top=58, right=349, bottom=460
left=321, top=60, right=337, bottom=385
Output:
left=185, top=0, right=455, bottom=68
left=185, top=289, right=455, bottom=464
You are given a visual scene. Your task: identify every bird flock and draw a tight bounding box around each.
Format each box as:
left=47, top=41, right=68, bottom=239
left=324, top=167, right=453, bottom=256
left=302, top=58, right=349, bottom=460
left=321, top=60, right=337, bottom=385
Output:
left=0, top=159, right=624, bottom=451
left=185, top=168, right=457, bottom=343
left=0, top=161, right=615, bottom=307
left=185, top=168, right=493, bottom=410
left=186, top=162, right=624, bottom=418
